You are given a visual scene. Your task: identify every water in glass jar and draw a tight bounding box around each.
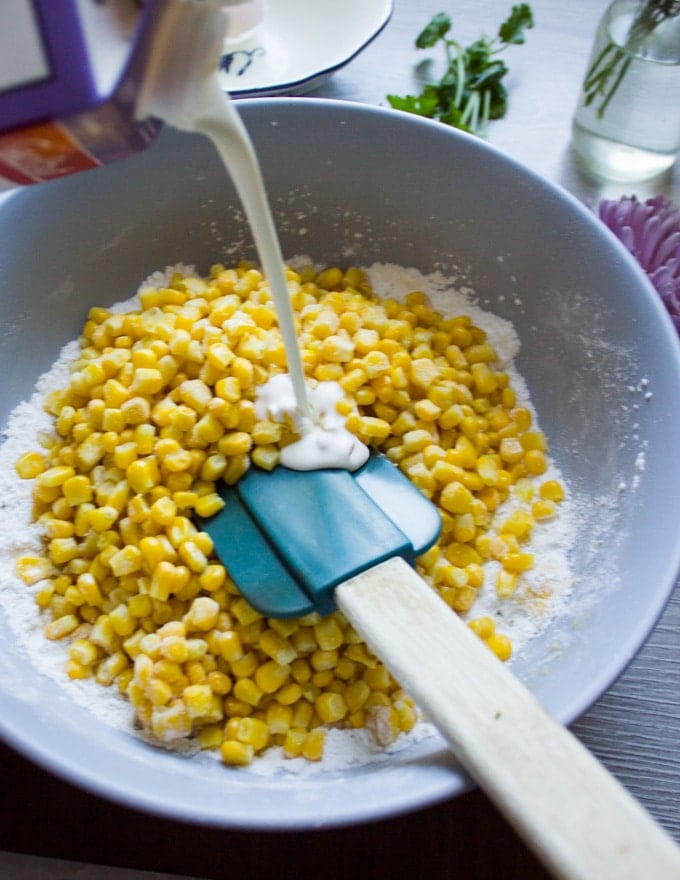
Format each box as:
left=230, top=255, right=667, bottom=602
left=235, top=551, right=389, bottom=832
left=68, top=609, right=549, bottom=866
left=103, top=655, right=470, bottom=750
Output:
left=572, top=4, right=680, bottom=182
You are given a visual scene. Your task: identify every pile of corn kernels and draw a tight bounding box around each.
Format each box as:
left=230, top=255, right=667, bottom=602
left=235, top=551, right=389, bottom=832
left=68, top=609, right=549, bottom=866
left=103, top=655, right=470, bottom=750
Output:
left=14, top=262, right=564, bottom=766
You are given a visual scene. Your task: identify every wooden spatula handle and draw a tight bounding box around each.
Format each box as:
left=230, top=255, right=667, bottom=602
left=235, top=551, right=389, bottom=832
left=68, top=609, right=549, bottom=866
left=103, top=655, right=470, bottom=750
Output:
left=336, top=557, right=680, bottom=880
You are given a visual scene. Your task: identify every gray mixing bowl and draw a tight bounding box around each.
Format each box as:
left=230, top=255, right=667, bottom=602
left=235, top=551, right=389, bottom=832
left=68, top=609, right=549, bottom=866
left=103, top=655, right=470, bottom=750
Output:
left=1, top=98, right=679, bottom=829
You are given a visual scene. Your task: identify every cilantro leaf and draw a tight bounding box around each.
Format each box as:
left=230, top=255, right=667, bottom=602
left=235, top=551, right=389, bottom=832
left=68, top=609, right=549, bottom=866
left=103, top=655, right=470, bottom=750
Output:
left=415, top=12, right=452, bottom=49
left=498, top=3, right=534, bottom=45
left=387, top=87, right=440, bottom=119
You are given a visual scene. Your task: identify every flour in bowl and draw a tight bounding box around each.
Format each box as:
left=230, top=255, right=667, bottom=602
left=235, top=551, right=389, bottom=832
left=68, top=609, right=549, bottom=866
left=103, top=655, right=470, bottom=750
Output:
left=0, top=261, right=578, bottom=773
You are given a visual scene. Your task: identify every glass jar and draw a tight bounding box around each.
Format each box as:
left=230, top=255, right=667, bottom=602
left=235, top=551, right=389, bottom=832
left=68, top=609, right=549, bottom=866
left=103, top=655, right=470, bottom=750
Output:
left=571, top=0, right=680, bottom=182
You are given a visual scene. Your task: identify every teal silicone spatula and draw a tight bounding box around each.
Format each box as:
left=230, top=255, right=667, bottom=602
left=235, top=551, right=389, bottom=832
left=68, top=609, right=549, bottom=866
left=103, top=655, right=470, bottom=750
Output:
left=201, top=452, right=441, bottom=619
left=201, top=453, right=680, bottom=880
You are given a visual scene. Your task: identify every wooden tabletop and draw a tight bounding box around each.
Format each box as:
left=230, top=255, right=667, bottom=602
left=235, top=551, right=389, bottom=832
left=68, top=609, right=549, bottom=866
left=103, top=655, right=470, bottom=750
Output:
left=1, top=1, right=678, bottom=878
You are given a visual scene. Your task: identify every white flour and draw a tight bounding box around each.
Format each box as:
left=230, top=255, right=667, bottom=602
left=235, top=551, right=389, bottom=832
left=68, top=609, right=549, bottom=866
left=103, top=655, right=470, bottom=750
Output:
left=0, top=261, right=579, bottom=774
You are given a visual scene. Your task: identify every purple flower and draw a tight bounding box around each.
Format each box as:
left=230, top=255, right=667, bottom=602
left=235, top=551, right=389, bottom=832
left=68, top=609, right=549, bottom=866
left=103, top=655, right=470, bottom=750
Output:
left=598, top=195, right=680, bottom=333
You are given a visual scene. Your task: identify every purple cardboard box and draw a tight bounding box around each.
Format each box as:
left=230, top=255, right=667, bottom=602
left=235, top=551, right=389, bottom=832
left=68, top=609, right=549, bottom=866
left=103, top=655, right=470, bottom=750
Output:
left=0, top=0, right=162, bottom=186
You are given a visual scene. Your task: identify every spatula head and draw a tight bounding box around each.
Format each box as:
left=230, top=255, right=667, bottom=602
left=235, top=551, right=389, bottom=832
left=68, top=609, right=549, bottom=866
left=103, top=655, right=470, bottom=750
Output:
left=199, top=453, right=441, bottom=618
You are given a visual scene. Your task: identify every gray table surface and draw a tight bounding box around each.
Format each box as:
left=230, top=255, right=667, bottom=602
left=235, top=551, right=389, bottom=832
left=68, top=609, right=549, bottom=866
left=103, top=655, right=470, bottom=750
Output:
left=315, top=0, right=680, bottom=842
left=1, top=1, right=678, bottom=877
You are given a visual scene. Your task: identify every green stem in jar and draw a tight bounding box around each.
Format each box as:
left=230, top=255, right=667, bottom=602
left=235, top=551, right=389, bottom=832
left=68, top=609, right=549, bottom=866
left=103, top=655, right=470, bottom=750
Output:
left=583, top=0, right=680, bottom=119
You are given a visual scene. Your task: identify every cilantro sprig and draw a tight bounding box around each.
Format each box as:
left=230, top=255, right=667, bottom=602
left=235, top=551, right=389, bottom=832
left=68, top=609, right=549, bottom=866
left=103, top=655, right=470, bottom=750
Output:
left=387, top=5, right=534, bottom=137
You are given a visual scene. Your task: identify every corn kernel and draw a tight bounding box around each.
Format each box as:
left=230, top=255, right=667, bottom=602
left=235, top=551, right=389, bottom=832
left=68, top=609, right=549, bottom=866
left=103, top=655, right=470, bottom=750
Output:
left=500, top=510, right=535, bottom=541
left=477, top=454, right=501, bottom=486
left=527, top=480, right=552, bottom=509
left=496, top=569, right=519, bottom=599
left=220, top=739, right=254, bottom=766
left=259, top=628, right=296, bottom=665
left=131, top=367, right=164, bottom=396
left=310, top=648, right=338, bottom=672
left=540, top=479, right=565, bottom=502
left=499, top=437, right=524, bottom=464
left=150, top=561, right=190, bottom=601
left=266, top=703, right=293, bottom=735
left=207, top=670, right=232, bottom=695
left=465, top=342, right=495, bottom=364
left=282, top=728, right=306, bottom=759
left=178, top=378, right=213, bottom=412
left=16, top=451, right=47, bottom=479
left=126, top=458, right=160, bottom=494
left=108, top=545, right=142, bottom=577
left=249, top=443, right=280, bottom=471
left=44, top=614, right=80, bottom=640
left=108, top=603, right=136, bottom=636
left=344, top=680, right=371, bottom=714
left=184, top=596, right=220, bottom=631
left=65, top=659, right=91, bottom=680
left=184, top=683, right=219, bottom=719
left=301, top=729, right=325, bottom=762
left=468, top=616, right=496, bottom=640
left=313, top=617, right=344, bottom=652
left=198, top=564, right=226, bottom=593
left=121, top=397, right=151, bottom=426
left=367, top=705, right=400, bottom=746
left=198, top=724, right=224, bottom=750
left=215, top=630, right=243, bottom=663
left=439, top=481, right=473, bottom=515
left=487, top=633, right=512, bottom=661
left=232, top=716, right=270, bottom=752
left=49, top=537, right=81, bottom=565
left=147, top=495, right=175, bottom=526
left=69, top=638, right=99, bottom=666
left=75, top=572, right=102, bottom=606
left=255, top=660, right=290, bottom=694
left=233, top=677, right=263, bottom=707
left=42, top=518, right=75, bottom=540
left=178, top=541, right=208, bottom=573
left=185, top=638, right=208, bottom=661
left=502, top=551, right=534, bottom=573
left=96, top=651, right=129, bottom=686
left=315, top=692, right=347, bottom=724
left=15, top=556, right=53, bottom=585
left=150, top=701, right=192, bottom=742
left=394, top=698, right=417, bottom=733
left=35, top=584, right=55, bottom=608
left=273, top=683, right=301, bottom=707
left=524, top=449, right=548, bottom=475
left=224, top=698, right=254, bottom=718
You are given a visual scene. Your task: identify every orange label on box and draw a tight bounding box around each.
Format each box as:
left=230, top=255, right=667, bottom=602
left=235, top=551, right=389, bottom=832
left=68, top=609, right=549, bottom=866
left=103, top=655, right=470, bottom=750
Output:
left=0, top=120, right=100, bottom=185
